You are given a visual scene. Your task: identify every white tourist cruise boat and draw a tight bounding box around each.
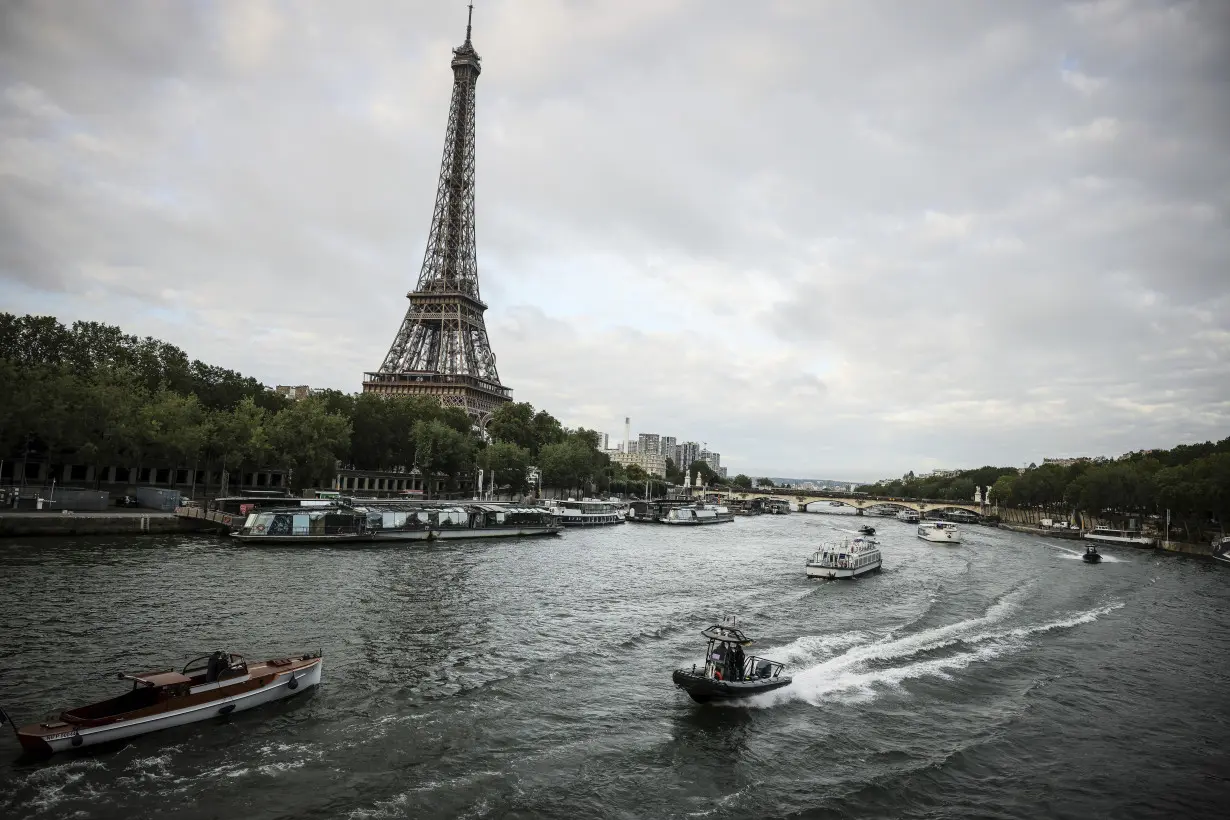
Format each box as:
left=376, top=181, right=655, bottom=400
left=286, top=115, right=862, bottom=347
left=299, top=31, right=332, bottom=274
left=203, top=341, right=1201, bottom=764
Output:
left=806, top=536, right=882, bottom=579
left=1081, top=527, right=1153, bottom=546
left=896, top=509, right=921, bottom=524
left=917, top=521, right=962, bottom=543
left=660, top=504, right=735, bottom=525
left=543, top=498, right=626, bottom=526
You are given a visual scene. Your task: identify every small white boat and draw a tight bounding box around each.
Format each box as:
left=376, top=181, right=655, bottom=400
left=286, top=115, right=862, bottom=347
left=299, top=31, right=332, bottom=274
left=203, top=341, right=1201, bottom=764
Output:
left=1081, top=527, right=1153, bottom=546
left=917, top=521, right=961, bottom=543
left=896, top=510, right=920, bottom=524
left=806, top=536, right=882, bottom=579
left=3, top=651, right=322, bottom=756
left=1213, top=537, right=1230, bottom=566
left=660, top=504, right=735, bottom=525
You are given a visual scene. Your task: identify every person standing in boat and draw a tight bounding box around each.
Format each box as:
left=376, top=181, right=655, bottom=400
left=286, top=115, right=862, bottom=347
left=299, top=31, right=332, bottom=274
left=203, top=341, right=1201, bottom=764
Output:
left=731, top=643, right=746, bottom=681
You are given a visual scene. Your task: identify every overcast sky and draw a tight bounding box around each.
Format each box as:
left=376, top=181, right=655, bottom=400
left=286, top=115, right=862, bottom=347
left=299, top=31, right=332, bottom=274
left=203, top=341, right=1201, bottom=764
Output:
left=2, top=0, right=1227, bottom=481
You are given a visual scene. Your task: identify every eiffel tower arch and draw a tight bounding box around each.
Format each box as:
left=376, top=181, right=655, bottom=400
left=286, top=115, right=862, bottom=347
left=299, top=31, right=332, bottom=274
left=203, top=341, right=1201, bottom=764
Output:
left=363, top=5, right=512, bottom=426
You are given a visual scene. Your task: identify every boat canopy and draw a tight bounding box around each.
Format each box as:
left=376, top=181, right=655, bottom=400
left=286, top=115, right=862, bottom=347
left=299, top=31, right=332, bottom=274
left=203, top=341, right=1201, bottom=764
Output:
left=700, top=625, right=753, bottom=644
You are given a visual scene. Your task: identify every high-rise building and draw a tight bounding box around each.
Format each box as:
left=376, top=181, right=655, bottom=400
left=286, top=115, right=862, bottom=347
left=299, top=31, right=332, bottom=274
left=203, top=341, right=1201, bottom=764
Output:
left=700, top=449, right=721, bottom=471
left=659, top=436, right=677, bottom=460
left=679, top=441, right=700, bottom=471
left=599, top=432, right=609, bottom=450
left=638, top=433, right=660, bottom=457
left=627, top=440, right=638, bottom=455
left=362, top=8, right=511, bottom=423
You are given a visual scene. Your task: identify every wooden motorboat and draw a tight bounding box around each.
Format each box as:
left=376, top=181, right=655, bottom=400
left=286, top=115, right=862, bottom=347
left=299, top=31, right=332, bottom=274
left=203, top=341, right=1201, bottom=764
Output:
left=1, top=650, right=322, bottom=756
left=672, top=620, right=791, bottom=703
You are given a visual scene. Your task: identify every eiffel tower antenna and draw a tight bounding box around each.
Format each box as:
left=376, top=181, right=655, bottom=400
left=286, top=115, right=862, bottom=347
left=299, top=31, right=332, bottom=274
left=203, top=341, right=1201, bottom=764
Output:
left=363, top=4, right=512, bottom=423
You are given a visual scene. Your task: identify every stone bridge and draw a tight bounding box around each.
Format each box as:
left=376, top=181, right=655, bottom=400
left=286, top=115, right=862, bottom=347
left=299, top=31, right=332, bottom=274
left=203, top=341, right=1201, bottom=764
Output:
left=728, top=491, right=986, bottom=515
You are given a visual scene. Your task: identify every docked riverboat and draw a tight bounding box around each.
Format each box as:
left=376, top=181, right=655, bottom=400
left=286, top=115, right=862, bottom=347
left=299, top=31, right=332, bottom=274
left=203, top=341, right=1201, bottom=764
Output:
left=917, top=521, right=962, bottom=543
left=2, top=650, right=322, bottom=756
left=1082, top=527, right=1153, bottom=546
left=672, top=620, right=791, bottom=703
left=660, top=504, right=735, bottom=525
left=806, top=536, right=882, bottom=580
left=232, top=506, right=372, bottom=544
left=430, top=504, right=562, bottom=539
left=542, top=498, right=625, bottom=526
left=897, top=509, right=921, bottom=524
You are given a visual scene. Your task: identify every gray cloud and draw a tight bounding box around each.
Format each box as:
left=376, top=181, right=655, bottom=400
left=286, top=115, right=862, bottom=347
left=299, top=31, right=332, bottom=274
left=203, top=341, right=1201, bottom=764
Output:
left=1, top=0, right=1227, bottom=480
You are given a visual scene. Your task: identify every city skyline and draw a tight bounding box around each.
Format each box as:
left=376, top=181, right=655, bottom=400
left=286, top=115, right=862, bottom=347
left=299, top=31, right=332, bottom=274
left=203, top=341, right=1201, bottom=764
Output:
left=1, top=1, right=1226, bottom=481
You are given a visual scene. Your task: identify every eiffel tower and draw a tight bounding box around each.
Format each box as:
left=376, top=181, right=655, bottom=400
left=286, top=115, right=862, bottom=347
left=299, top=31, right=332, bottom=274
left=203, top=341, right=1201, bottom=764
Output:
left=363, top=5, right=511, bottom=423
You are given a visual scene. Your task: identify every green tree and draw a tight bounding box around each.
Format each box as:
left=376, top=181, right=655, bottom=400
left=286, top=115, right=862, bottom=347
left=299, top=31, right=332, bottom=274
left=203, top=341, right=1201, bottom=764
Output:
left=482, top=441, right=531, bottom=496
left=266, top=396, right=352, bottom=492
left=731, top=474, right=753, bottom=489
left=990, top=474, right=1017, bottom=505
left=756, top=476, right=775, bottom=488
left=208, top=397, right=270, bottom=493
left=413, top=418, right=474, bottom=497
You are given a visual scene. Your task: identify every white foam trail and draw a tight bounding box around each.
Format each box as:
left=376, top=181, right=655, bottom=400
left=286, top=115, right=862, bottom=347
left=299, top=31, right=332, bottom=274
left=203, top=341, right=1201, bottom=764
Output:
left=746, top=595, right=1122, bottom=707
left=1049, top=543, right=1128, bottom=563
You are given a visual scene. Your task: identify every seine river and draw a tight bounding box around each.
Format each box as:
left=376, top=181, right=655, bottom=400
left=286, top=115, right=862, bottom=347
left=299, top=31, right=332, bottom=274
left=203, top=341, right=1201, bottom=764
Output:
left=1, top=515, right=1227, bottom=819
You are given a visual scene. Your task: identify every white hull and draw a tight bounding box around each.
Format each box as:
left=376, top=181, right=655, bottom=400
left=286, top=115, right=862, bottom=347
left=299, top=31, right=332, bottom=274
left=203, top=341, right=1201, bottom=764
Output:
left=1082, top=533, right=1153, bottom=546
left=40, top=660, right=322, bottom=753
left=430, top=526, right=561, bottom=539
left=805, top=559, right=881, bottom=580
left=659, top=516, right=735, bottom=525
left=917, top=525, right=961, bottom=543
left=558, top=516, right=625, bottom=526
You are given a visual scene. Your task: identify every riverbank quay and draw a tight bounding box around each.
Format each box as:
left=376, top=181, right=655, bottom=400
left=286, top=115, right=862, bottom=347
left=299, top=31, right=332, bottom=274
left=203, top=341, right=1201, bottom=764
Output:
left=999, top=523, right=1082, bottom=540
left=998, top=523, right=1215, bottom=557
left=0, top=510, right=218, bottom=538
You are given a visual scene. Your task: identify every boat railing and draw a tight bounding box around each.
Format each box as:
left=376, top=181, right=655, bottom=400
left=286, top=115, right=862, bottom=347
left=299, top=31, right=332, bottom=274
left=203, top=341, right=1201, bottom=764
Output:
left=742, top=655, right=785, bottom=680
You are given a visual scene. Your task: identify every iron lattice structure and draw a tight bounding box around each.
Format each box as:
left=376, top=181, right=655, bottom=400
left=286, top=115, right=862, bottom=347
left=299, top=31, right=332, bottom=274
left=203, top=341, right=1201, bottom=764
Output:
left=363, top=8, right=511, bottom=422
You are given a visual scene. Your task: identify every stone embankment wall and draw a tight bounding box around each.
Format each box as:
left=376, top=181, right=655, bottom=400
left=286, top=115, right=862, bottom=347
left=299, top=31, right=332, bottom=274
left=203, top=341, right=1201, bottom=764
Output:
left=0, top=512, right=216, bottom=538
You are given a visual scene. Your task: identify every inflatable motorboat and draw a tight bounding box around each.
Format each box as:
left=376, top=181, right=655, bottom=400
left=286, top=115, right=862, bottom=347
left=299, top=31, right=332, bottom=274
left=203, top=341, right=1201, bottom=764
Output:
left=1083, top=547, right=1102, bottom=563
left=858, top=525, right=876, bottom=536
left=672, top=619, right=791, bottom=703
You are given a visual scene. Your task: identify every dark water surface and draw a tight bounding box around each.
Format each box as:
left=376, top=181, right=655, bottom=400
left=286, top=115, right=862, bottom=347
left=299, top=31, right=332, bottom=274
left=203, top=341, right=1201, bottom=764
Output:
left=1, top=516, right=1228, bottom=819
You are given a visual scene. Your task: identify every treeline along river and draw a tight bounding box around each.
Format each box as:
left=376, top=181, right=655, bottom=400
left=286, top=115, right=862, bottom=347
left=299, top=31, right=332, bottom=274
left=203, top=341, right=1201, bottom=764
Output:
left=1, top=518, right=1227, bottom=819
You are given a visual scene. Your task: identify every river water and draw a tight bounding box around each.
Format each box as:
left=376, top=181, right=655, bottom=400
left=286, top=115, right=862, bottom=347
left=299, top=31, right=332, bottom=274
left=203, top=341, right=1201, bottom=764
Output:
left=1, top=515, right=1227, bottom=819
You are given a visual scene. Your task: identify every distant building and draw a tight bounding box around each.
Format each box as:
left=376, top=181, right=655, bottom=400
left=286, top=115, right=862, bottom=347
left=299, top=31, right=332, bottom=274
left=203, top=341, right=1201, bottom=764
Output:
left=679, top=441, right=701, bottom=470
left=700, top=449, right=721, bottom=471
left=611, top=451, right=667, bottom=478
left=1042, top=457, right=1089, bottom=468
left=659, top=436, right=677, bottom=460
left=922, top=469, right=957, bottom=478
left=626, top=440, right=638, bottom=455
left=599, top=432, right=609, bottom=450
left=719, top=466, right=728, bottom=479
left=638, top=433, right=660, bottom=458
left=274, top=385, right=313, bottom=401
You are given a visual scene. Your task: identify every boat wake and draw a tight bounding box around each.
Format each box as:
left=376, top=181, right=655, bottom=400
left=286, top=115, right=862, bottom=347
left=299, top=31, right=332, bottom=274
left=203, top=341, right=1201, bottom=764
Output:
left=744, top=594, right=1124, bottom=708
left=1050, top=544, right=1128, bottom=563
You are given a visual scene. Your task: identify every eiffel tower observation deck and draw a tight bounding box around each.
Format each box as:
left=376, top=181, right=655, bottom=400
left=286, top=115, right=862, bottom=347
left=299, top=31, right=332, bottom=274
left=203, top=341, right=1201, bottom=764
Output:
left=363, top=5, right=512, bottom=423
